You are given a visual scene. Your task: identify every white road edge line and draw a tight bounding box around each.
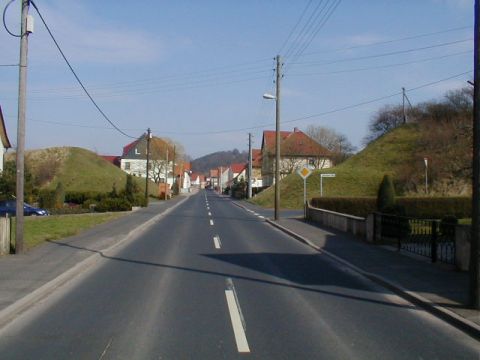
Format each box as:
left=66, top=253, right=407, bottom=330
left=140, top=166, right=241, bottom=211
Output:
left=213, top=235, right=221, bottom=249
left=258, top=215, right=265, bottom=219
left=225, top=290, right=250, bottom=353
left=210, top=219, right=214, bottom=226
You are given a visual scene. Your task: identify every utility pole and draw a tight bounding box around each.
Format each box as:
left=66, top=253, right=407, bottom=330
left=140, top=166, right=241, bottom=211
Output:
left=471, top=0, right=480, bottom=309
left=145, top=128, right=151, bottom=204
left=15, top=0, right=31, bottom=254
left=402, top=87, right=407, bottom=124
left=164, top=148, right=169, bottom=201
left=274, top=55, right=282, bottom=221
left=248, top=133, right=253, bottom=199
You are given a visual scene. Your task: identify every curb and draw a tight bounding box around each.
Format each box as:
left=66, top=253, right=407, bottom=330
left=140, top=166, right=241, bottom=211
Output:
left=0, top=195, right=191, bottom=329
left=233, top=200, right=480, bottom=341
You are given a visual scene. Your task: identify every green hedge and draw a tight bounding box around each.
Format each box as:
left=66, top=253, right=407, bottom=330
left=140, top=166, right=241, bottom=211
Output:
left=66, top=191, right=104, bottom=204
left=310, top=197, right=377, bottom=217
left=310, top=196, right=471, bottom=219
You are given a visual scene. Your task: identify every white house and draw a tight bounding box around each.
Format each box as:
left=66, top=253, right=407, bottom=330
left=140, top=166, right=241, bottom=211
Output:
left=121, top=133, right=175, bottom=187
left=0, top=106, right=11, bottom=173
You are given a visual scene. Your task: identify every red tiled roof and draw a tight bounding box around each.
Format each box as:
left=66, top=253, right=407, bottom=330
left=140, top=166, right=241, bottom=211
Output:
left=122, top=138, right=140, bottom=156
left=230, top=163, right=246, bottom=174
left=101, top=155, right=120, bottom=166
left=210, top=169, right=219, bottom=177
left=262, top=128, right=331, bottom=157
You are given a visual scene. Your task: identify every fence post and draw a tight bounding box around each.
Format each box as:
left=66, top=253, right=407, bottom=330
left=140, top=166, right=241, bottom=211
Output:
left=431, top=221, right=438, bottom=263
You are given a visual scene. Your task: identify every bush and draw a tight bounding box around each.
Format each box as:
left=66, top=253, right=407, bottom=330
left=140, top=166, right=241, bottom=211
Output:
left=54, top=182, right=65, bottom=209
left=38, top=189, right=56, bottom=209
left=377, top=174, right=395, bottom=211
left=66, top=191, right=103, bottom=204
left=310, top=197, right=377, bottom=217
left=95, top=198, right=132, bottom=212
left=397, top=197, right=470, bottom=219
left=310, top=196, right=471, bottom=219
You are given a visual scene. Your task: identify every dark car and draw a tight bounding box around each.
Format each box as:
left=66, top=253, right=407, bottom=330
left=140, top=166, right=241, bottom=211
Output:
left=0, top=200, right=49, bottom=217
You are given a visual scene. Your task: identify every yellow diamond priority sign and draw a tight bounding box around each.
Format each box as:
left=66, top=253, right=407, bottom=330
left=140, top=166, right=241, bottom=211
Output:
left=297, top=165, right=312, bottom=180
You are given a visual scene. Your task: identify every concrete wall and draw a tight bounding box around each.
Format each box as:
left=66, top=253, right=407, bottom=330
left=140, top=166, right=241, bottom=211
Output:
left=307, top=204, right=366, bottom=239
left=0, top=217, right=10, bottom=255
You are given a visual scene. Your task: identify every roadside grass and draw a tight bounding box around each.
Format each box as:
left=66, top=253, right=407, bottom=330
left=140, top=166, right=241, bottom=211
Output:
left=251, top=124, right=421, bottom=209
left=11, top=212, right=126, bottom=250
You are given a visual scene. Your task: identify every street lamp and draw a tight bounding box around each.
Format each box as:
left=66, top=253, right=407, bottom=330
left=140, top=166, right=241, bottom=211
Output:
left=263, top=55, right=281, bottom=220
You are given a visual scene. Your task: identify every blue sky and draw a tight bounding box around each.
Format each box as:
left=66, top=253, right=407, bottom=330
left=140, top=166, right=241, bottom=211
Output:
left=0, top=0, right=474, bottom=159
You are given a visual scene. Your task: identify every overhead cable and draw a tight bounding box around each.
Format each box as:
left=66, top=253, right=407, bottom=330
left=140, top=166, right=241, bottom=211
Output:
left=30, top=0, right=137, bottom=139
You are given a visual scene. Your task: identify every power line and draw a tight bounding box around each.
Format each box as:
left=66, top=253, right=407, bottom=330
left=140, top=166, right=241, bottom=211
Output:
left=288, top=50, right=472, bottom=76
left=284, top=1, right=330, bottom=60
left=20, top=74, right=272, bottom=102
left=30, top=0, right=137, bottom=139
left=290, top=38, right=473, bottom=67
left=288, top=0, right=342, bottom=65
left=300, top=25, right=472, bottom=58
left=17, top=70, right=472, bottom=136
left=278, top=0, right=314, bottom=55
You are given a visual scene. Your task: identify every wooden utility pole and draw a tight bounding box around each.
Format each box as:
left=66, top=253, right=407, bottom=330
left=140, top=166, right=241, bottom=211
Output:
left=15, top=0, right=31, bottom=254
left=471, top=0, right=480, bottom=309
left=274, top=55, right=282, bottom=220
left=145, top=128, right=151, bottom=203
left=248, top=133, right=252, bottom=199
left=402, top=87, right=407, bottom=124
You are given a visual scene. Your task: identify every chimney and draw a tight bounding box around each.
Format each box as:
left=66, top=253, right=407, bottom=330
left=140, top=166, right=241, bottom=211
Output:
left=293, top=127, right=300, bottom=132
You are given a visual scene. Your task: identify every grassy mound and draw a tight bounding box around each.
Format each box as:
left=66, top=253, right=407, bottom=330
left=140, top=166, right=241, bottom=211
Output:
left=14, top=147, right=156, bottom=195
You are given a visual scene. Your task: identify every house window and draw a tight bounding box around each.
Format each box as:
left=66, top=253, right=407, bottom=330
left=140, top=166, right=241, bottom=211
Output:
left=308, top=158, right=315, bottom=166
left=124, top=162, right=131, bottom=170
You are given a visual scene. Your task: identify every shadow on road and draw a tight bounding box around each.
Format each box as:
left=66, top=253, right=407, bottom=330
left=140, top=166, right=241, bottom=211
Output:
left=47, top=239, right=415, bottom=311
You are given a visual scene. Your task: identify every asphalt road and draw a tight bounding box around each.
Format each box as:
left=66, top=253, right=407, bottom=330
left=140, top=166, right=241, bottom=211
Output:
left=0, top=190, right=478, bottom=359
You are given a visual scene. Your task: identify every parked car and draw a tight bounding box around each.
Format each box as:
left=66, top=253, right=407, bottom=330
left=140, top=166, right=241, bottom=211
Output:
left=0, top=200, right=49, bottom=217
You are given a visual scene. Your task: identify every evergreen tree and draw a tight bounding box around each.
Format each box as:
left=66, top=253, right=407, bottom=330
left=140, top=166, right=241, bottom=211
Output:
left=54, top=182, right=65, bottom=209
left=377, top=174, right=395, bottom=211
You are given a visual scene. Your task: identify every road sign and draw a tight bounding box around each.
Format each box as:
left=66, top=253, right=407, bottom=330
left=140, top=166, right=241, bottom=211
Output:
left=297, top=166, right=312, bottom=180
left=320, top=173, right=336, bottom=197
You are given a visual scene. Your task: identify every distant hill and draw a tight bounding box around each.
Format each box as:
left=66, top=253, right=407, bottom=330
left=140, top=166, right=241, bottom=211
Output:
left=251, top=123, right=470, bottom=209
left=192, top=149, right=248, bottom=173
left=8, top=147, right=156, bottom=194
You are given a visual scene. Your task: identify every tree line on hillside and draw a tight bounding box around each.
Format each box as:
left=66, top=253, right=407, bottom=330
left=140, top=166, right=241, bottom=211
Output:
left=191, top=149, right=248, bottom=173
left=364, top=86, right=473, bottom=194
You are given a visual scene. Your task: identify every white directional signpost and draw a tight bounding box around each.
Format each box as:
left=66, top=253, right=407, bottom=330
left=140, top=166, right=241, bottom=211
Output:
left=320, top=173, right=336, bottom=197
left=297, top=165, right=313, bottom=220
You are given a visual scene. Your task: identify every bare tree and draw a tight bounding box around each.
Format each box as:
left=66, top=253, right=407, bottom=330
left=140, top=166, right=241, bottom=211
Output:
left=363, top=104, right=404, bottom=145
left=305, top=125, right=355, bottom=164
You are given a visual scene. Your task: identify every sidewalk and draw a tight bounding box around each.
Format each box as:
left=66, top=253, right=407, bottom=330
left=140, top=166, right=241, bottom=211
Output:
left=236, top=201, right=480, bottom=340
left=0, top=195, right=189, bottom=326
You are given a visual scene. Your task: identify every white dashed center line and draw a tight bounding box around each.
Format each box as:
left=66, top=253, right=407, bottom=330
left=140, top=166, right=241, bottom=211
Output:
left=210, top=219, right=214, bottom=226
left=213, top=235, right=221, bottom=249
left=225, top=279, right=250, bottom=353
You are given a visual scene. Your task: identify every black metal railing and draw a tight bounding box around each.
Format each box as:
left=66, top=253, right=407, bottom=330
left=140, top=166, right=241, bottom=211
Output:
left=375, top=213, right=455, bottom=265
